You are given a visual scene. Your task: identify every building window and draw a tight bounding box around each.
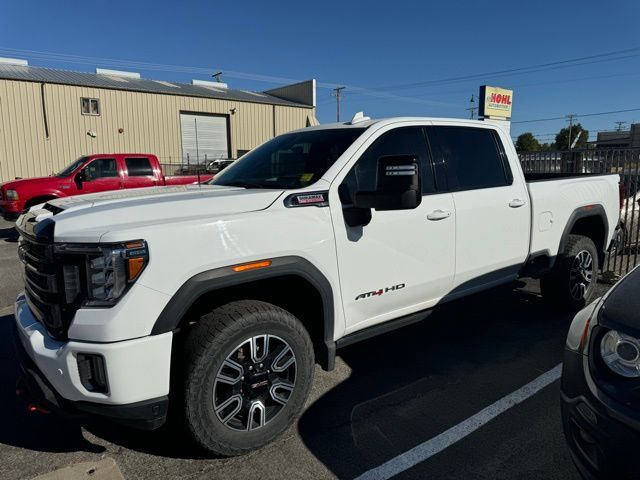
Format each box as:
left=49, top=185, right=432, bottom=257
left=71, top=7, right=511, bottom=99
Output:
left=81, top=97, right=100, bottom=116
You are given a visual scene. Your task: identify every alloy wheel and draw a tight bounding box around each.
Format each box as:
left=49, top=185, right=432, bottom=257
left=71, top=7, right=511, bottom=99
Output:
left=569, top=250, right=593, bottom=300
left=213, top=335, right=297, bottom=432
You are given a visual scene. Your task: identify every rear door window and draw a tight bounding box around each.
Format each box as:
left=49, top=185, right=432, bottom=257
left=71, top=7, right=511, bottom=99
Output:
left=125, top=157, right=154, bottom=176
left=427, top=126, right=512, bottom=191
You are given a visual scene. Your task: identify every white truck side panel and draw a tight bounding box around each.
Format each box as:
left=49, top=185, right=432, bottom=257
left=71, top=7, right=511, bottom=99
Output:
left=527, top=176, right=620, bottom=258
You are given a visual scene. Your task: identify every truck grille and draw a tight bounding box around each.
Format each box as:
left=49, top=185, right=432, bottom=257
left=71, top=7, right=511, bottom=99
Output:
left=18, top=235, right=71, bottom=339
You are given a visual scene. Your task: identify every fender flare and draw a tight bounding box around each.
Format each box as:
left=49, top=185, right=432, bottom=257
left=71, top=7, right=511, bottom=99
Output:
left=557, top=204, right=609, bottom=265
left=151, top=255, right=337, bottom=370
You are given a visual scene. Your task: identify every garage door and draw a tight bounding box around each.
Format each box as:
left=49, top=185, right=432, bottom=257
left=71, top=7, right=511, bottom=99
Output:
left=180, top=113, right=229, bottom=163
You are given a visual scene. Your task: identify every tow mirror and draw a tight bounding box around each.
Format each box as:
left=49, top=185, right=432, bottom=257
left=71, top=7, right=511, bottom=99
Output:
left=354, top=155, right=421, bottom=211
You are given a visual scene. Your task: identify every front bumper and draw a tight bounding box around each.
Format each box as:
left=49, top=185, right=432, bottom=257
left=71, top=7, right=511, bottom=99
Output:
left=0, top=200, right=22, bottom=220
left=13, top=293, right=173, bottom=429
left=561, top=349, right=640, bottom=480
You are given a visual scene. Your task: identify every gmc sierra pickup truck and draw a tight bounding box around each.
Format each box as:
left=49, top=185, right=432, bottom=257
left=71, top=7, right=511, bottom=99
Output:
left=13, top=115, right=621, bottom=456
left=0, top=153, right=212, bottom=220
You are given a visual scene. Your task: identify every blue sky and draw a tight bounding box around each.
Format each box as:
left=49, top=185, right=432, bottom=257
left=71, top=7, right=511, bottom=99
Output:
left=1, top=0, right=639, bottom=143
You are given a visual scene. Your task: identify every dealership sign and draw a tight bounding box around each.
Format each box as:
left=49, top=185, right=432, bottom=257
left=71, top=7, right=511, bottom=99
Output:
left=479, top=86, right=513, bottom=119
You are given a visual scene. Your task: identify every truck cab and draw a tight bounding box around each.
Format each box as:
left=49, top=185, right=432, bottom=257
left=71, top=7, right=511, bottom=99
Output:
left=0, top=154, right=210, bottom=219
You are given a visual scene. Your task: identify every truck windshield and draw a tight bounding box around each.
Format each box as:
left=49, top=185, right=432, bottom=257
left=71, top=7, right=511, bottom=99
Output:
left=56, top=157, right=88, bottom=177
left=212, top=128, right=366, bottom=189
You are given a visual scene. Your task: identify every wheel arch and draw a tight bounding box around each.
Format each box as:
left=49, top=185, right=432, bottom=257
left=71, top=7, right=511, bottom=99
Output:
left=152, top=256, right=336, bottom=370
left=558, top=205, right=609, bottom=267
left=24, top=193, right=60, bottom=209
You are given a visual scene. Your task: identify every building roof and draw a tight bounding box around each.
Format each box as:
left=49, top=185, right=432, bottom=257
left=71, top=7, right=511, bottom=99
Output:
left=0, top=63, right=312, bottom=108
left=595, top=130, right=631, bottom=146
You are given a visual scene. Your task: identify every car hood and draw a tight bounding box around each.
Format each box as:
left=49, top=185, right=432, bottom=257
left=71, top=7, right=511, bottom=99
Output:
left=1, top=175, right=66, bottom=190
left=23, top=185, right=285, bottom=242
left=599, top=265, right=640, bottom=332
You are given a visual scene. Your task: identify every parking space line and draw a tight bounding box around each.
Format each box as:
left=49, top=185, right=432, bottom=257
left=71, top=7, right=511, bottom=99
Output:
left=354, top=363, right=562, bottom=480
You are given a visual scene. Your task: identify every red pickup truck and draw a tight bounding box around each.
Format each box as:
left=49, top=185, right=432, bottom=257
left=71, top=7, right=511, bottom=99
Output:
left=0, top=154, right=212, bottom=220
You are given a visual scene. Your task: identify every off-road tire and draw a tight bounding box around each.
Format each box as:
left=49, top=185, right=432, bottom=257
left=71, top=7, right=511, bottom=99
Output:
left=181, top=300, right=314, bottom=456
left=540, top=234, right=599, bottom=311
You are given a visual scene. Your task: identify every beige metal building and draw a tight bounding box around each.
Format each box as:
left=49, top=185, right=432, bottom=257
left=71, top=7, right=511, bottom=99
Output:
left=0, top=58, right=318, bottom=182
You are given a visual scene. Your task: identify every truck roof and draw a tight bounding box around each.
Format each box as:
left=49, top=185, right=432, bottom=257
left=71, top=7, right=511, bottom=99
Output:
left=294, top=116, right=504, bottom=133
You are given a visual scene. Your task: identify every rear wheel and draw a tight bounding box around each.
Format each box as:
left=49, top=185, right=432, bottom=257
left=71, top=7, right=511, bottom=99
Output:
left=541, top=234, right=598, bottom=311
left=181, top=300, right=314, bottom=456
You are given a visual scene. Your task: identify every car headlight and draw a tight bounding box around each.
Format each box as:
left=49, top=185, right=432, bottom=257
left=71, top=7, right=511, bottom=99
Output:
left=600, top=330, right=640, bottom=378
left=57, top=240, right=149, bottom=307
left=5, top=189, right=19, bottom=201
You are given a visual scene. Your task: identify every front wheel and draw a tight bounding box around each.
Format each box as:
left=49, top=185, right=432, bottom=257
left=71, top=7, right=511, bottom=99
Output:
left=181, top=300, right=314, bottom=456
left=541, top=234, right=599, bottom=311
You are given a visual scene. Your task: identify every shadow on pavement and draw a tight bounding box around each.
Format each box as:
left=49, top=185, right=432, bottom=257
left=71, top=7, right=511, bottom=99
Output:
left=0, top=281, right=582, bottom=472
left=0, top=314, right=105, bottom=454
left=0, top=313, right=210, bottom=459
left=297, top=282, right=577, bottom=479
left=0, top=226, right=18, bottom=243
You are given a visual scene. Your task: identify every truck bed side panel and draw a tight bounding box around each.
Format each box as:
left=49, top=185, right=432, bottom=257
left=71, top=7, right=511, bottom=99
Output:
left=527, top=174, right=619, bottom=259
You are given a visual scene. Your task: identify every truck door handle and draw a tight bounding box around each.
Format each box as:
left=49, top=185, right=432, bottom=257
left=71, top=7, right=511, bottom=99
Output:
left=509, top=199, right=526, bottom=208
left=427, top=209, right=452, bottom=221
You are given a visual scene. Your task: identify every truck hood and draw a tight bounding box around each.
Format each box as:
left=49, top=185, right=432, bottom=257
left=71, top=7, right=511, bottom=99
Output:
left=1, top=175, right=68, bottom=190
left=30, top=185, right=285, bottom=242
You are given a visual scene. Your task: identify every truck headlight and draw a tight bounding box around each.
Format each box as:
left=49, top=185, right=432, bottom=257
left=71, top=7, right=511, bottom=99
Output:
left=5, top=189, right=19, bottom=201
left=600, top=330, right=640, bottom=378
left=57, top=240, right=149, bottom=307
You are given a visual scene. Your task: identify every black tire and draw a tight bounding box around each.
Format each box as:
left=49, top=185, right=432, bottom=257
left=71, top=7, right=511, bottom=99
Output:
left=540, top=234, right=599, bottom=311
left=181, top=300, right=314, bottom=456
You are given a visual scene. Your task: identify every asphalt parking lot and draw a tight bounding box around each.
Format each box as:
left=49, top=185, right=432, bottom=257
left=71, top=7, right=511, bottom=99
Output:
left=0, top=217, right=609, bottom=480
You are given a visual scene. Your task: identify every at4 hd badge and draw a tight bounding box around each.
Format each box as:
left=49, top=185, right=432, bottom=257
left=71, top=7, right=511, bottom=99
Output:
left=355, top=283, right=405, bottom=301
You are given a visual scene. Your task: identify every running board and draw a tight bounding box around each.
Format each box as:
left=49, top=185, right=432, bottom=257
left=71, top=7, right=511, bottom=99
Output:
left=337, top=309, right=433, bottom=349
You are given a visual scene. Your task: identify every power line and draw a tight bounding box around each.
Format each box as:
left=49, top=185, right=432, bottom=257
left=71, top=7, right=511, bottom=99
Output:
left=0, top=46, right=464, bottom=110
left=512, top=107, right=640, bottom=124
left=367, top=46, right=640, bottom=92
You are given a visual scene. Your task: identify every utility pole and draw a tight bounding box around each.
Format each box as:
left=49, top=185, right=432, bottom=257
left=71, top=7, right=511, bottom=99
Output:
left=566, top=114, right=577, bottom=150
left=615, top=121, right=627, bottom=132
left=212, top=71, right=223, bottom=83
left=466, top=94, right=477, bottom=119
left=331, top=87, right=345, bottom=122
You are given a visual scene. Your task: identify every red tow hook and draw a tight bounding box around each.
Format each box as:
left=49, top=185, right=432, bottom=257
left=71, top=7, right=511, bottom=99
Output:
left=27, top=402, right=50, bottom=414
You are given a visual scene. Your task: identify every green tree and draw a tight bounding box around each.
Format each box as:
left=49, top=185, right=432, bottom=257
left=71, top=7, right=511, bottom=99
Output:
left=555, top=123, right=589, bottom=150
left=515, top=132, right=541, bottom=152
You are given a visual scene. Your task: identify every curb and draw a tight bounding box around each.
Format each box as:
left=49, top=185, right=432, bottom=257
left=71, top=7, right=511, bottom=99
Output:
left=33, top=458, right=124, bottom=480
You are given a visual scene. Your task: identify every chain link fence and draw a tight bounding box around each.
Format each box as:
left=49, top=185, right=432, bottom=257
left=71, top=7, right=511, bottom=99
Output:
left=519, top=148, right=640, bottom=280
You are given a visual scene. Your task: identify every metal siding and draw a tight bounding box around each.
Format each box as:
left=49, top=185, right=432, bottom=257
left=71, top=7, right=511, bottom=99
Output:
left=0, top=79, right=314, bottom=182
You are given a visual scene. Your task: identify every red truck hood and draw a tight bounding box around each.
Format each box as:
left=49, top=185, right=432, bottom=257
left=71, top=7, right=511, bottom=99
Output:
left=1, top=175, right=69, bottom=190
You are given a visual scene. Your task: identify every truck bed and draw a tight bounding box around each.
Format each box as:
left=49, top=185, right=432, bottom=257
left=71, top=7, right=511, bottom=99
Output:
left=526, top=173, right=620, bottom=259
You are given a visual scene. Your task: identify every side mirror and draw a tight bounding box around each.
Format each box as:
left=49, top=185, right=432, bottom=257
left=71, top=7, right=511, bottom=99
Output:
left=354, top=155, right=421, bottom=211
left=75, top=169, right=87, bottom=188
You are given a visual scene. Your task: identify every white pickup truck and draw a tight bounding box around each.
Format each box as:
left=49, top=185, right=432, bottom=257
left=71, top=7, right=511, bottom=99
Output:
left=13, top=115, right=621, bottom=456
